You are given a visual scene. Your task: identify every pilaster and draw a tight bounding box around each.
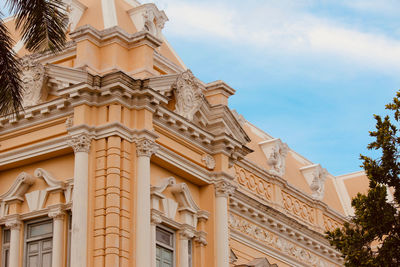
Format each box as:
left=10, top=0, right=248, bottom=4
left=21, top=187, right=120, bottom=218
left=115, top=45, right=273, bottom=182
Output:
left=5, top=217, right=22, bottom=267
left=49, top=207, right=66, bottom=267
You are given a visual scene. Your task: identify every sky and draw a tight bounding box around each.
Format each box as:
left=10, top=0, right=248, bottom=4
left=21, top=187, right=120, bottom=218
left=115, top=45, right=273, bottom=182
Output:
left=140, top=0, right=400, bottom=176
left=2, top=0, right=400, bottom=176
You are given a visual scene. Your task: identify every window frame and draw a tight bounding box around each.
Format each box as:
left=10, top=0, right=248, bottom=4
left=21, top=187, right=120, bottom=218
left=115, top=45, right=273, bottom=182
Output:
left=2, top=228, right=10, bottom=267
left=23, top=217, right=53, bottom=267
left=155, top=225, right=176, bottom=267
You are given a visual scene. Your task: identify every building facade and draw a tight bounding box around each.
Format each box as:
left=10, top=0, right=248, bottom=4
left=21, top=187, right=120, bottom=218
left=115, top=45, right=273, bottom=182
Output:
left=0, top=1, right=389, bottom=266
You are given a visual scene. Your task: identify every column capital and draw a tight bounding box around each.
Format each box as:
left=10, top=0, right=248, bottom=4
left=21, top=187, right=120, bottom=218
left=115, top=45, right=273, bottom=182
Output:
left=48, top=208, right=66, bottom=220
left=194, top=231, right=208, bottom=246
left=179, top=225, right=195, bottom=240
left=136, top=138, right=159, bottom=157
left=68, top=133, right=92, bottom=153
left=151, top=212, right=163, bottom=225
left=214, top=179, right=236, bottom=198
left=5, top=217, right=22, bottom=230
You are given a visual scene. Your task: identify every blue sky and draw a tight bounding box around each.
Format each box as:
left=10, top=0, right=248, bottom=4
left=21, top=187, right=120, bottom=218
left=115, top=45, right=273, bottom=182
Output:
left=145, top=0, right=400, bottom=175
left=2, top=0, right=400, bottom=175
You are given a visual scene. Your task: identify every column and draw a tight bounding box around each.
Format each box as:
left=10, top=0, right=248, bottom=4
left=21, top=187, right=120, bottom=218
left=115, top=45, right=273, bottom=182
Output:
left=150, top=213, right=162, bottom=267
left=68, top=133, right=91, bottom=267
left=178, top=228, right=193, bottom=267
left=49, top=208, right=66, bottom=267
left=135, top=138, right=158, bottom=267
left=5, top=218, right=21, bottom=267
left=214, top=180, right=236, bottom=267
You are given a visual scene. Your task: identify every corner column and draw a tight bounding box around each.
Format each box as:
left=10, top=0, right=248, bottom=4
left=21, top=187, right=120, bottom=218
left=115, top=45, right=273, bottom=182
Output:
left=69, top=133, right=92, bottom=267
left=135, top=138, right=158, bottom=267
left=5, top=218, right=21, bottom=267
left=49, top=208, right=66, bottom=267
left=214, top=180, right=236, bottom=267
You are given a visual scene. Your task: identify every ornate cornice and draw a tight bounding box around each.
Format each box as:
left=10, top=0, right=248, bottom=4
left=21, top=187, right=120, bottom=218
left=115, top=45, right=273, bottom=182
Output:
left=214, top=180, right=236, bottom=198
left=68, top=133, right=92, bottom=153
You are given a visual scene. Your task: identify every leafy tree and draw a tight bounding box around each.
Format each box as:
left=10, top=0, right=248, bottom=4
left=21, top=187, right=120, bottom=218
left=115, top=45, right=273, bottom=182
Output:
left=0, top=0, right=67, bottom=115
left=326, top=93, right=400, bottom=266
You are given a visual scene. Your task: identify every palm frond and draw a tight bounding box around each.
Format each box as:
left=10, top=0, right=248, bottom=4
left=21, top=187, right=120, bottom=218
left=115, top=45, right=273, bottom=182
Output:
left=0, top=18, right=23, bottom=116
left=6, top=0, right=68, bottom=52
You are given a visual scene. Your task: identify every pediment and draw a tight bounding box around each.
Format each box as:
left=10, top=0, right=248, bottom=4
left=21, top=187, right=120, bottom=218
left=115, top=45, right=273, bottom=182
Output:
left=148, top=71, right=251, bottom=150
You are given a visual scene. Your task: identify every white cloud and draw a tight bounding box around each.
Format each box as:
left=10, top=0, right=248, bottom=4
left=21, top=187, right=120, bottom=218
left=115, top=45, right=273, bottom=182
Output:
left=146, top=0, right=400, bottom=73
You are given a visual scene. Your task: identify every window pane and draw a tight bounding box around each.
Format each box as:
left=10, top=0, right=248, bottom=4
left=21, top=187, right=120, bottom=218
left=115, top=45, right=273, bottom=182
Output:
left=28, top=255, right=39, bottom=267
left=42, top=239, right=52, bottom=251
left=28, top=242, right=39, bottom=253
left=4, top=249, right=9, bottom=267
left=42, top=251, right=52, bottom=267
left=156, top=228, right=172, bottom=247
left=29, top=222, right=52, bottom=238
left=3, top=229, right=10, bottom=244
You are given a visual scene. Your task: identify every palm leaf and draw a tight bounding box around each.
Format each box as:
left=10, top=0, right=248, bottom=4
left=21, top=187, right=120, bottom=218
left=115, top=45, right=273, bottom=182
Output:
left=0, top=17, right=23, bottom=116
left=6, top=0, right=68, bottom=52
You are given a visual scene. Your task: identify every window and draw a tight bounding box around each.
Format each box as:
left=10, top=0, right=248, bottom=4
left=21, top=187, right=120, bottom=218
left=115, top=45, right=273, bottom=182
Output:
left=2, top=228, right=10, bottom=267
left=156, top=227, right=174, bottom=267
left=24, top=219, right=53, bottom=267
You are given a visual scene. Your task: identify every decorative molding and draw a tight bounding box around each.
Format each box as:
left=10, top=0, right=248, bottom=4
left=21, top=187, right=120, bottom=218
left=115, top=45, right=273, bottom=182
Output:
left=0, top=172, right=35, bottom=205
left=48, top=207, right=66, bottom=220
left=234, top=165, right=272, bottom=201
left=259, top=139, right=288, bottom=177
left=172, top=70, right=203, bottom=121
left=202, top=154, right=215, bottom=170
left=25, top=190, right=47, bottom=212
left=235, top=257, right=278, bottom=267
left=214, top=179, right=236, bottom=198
left=229, top=213, right=337, bottom=267
left=323, top=215, right=341, bottom=232
left=300, top=164, right=327, bottom=201
left=20, top=56, right=47, bottom=108
left=34, top=168, right=66, bottom=189
left=65, top=0, right=88, bottom=31
left=5, top=217, right=22, bottom=230
left=65, top=116, right=74, bottom=128
left=281, top=190, right=315, bottom=225
left=136, top=138, right=158, bottom=157
left=68, top=133, right=92, bottom=153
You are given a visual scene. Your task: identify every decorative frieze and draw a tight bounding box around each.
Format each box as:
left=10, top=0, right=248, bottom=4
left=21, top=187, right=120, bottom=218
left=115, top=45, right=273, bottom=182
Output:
left=214, top=180, right=236, bottom=198
left=136, top=138, right=158, bottom=157
left=172, top=70, right=203, bottom=121
left=68, top=133, right=92, bottom=153
left=234, top=166, right=272, bottom=201
left=228, top=213, right=336, bottom=267
left=202, top=154, right=215, bottom=170
left=323, top=215, right=341, bottom=232
left=281, top=191, right=315, bottom=225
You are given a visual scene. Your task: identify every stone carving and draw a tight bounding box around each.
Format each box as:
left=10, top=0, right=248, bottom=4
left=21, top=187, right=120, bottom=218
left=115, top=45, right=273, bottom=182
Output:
left=235, top=258, right=278, bottom=267
left=25, top=190, right=47, bottom=212
left=65, top=116, right=74, bottom=128
left=172, top=70, right=203, bottom=121
left=5, top=218, right=22, bottom=230
left=68, top=133, right=92, bottom=153
left=259, top=139, right=288, bottom=177
left=136, top=138, right=158, bottom=157
left=214, top=180, right=236, bottom=198
left=48, top=208, right=66, bottom=220
left=281, top=191, right=315, bottom=225
left=129, top=3, right=168, bottom=39
left=234, top=166, right=272, bottom=201
left=300, top=164, right=328, bottom=201
left=202, top=154, right=215, bottom=170
left=20, top=56, right=47, bottom=107
left=229, top=213, right=335, bottom=267
left=323, top=215, right=341, bottom=232
left=310, top=167, right=327, bottom=201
